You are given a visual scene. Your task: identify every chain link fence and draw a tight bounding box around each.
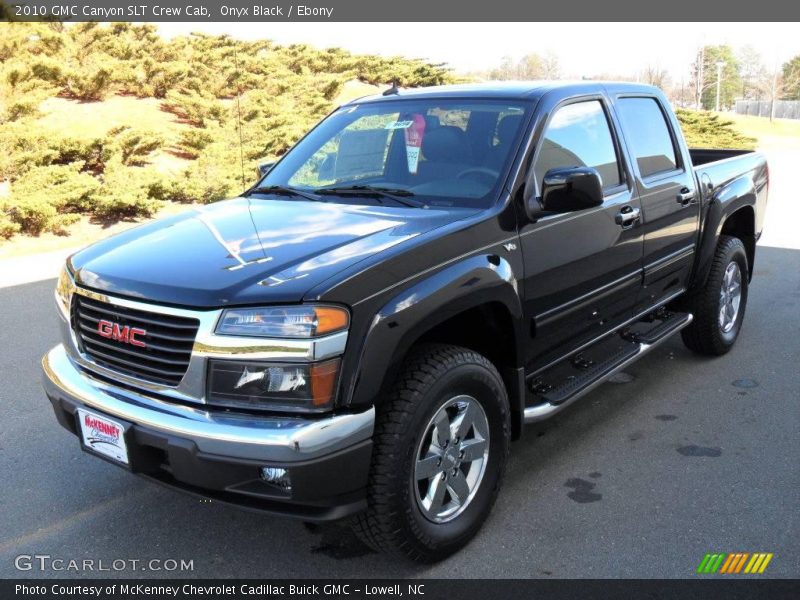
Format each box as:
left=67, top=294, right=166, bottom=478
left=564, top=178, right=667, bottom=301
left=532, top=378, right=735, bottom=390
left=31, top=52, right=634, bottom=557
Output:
left=735, top=100, right=800, bottom=119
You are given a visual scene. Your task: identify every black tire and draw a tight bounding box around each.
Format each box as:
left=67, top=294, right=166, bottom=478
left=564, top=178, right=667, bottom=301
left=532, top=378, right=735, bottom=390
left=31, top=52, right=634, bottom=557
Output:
left=351, top=343, right=510, bottom=562
left=681, top=235, right=749, bottom=355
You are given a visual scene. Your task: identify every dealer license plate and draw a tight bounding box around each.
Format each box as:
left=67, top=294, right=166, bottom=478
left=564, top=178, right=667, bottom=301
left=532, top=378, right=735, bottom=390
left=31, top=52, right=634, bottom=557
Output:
left=76, top=408, right=129, bottom=465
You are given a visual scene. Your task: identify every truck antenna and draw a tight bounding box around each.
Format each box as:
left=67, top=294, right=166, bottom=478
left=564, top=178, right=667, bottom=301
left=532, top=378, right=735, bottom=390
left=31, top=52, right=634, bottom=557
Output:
left=232, top=40, right=246, bottom=190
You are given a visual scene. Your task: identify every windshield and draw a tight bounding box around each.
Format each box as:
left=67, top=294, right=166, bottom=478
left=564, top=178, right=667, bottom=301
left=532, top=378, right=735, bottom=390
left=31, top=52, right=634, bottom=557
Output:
left=259, top=99, right=530, bottom=209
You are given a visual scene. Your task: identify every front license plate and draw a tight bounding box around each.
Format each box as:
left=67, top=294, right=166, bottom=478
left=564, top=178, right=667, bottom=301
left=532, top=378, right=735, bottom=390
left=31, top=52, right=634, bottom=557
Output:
left=77, top=408, right=129, bottom=465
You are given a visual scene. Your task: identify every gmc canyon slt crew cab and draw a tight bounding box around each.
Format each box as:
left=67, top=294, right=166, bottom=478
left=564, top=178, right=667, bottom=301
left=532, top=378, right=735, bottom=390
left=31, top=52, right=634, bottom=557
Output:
left=43, top=82, right=768, bottom=561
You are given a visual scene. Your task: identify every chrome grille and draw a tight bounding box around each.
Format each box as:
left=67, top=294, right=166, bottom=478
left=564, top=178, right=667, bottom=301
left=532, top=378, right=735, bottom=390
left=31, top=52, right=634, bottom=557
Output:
left=72, top=294, right=199, bottom=386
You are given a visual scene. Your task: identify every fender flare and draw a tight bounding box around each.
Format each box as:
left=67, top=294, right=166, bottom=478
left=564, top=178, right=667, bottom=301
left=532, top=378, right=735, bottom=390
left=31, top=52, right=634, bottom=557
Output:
left=691, top=174, right=757, bottom=289
left=346, top=253, right=524, bottom=411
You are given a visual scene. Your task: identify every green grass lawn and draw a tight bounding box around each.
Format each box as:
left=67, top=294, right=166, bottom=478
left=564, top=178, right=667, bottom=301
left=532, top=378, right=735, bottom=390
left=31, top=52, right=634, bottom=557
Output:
left=725, top=113, right=800, bottom=150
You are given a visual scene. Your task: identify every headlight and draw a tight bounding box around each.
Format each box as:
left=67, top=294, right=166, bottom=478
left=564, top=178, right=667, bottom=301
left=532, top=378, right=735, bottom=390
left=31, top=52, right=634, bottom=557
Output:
left=55, top=264, right=75, bottom=318
left=215, top=305, right=349, bottom=338
left=207, top=358, right=340, bottom=412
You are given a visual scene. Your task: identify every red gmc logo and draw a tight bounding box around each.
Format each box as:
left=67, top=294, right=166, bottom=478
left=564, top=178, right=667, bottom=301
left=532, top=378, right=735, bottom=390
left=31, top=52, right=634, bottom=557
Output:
left=97, top=319, right=147, bottom=347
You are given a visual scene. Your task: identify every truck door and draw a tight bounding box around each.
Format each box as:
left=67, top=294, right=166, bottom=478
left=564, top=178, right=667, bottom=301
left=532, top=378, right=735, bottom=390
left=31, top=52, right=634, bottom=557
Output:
left=612, top=95, right=701, bottom=312
left=518, top=95, right=644, bottom=369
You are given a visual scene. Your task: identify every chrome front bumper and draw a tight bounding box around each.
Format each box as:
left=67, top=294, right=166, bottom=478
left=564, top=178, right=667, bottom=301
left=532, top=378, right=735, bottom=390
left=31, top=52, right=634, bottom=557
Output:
left=42, top=344, right=374, bottom=463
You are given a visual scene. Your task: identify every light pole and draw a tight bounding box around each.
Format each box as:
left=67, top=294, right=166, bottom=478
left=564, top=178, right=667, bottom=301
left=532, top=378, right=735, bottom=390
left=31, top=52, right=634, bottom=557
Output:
left=715, top=61, right=725, bottom=111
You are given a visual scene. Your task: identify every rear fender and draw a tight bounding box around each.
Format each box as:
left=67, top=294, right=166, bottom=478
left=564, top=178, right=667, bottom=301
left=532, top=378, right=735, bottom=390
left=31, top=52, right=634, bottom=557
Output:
left=691, top=174, right=756, bottom=289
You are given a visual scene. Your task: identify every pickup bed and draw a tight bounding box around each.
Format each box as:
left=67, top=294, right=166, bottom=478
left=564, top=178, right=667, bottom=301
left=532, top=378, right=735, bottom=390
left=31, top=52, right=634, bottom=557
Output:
left=42, top=81, right=767, bottom=562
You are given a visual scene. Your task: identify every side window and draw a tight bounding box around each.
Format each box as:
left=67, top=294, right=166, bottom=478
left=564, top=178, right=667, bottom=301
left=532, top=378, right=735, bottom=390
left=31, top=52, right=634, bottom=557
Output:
left=617, top=97, right=679, bottom=178
left=534, top=100, right=621, bottom=191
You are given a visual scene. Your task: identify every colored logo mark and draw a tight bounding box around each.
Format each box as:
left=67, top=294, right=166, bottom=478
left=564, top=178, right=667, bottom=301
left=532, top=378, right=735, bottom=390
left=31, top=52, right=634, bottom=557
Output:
left=696, top=552, right=773, bottom=574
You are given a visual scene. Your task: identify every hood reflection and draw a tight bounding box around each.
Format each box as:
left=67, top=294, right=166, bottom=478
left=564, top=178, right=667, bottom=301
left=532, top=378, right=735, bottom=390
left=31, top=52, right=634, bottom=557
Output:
left=69, top=196, right=474, bottom=307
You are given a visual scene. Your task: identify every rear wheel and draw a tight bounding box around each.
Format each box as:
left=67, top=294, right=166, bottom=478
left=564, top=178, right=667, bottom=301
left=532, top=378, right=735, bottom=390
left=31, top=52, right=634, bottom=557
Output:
left=681, top=235, right=749, bottom=355
left=352, top=344, right=510, bottom=562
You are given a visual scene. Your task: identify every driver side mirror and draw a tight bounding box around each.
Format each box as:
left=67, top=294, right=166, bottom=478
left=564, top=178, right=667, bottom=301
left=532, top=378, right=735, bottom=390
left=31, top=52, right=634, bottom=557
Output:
left=526, top=167, right=604, bottom=219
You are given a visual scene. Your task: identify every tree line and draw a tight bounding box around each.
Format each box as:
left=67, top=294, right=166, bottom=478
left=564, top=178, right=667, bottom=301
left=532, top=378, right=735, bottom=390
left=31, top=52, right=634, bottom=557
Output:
left=479, top=46, right=800, bottom=110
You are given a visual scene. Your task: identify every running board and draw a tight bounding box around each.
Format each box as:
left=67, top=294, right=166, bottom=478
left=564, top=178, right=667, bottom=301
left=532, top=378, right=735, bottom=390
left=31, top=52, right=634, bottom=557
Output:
left=622, top=309, right=692, bottom=345
left=524, top=312, right=693, bottom=423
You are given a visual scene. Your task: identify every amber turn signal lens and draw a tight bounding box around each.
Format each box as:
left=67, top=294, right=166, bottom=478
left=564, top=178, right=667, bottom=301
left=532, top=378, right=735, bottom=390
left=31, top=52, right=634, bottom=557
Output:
left=310, top=359, right=340, bottom=407
left=313, top=306, right=349, bottom=336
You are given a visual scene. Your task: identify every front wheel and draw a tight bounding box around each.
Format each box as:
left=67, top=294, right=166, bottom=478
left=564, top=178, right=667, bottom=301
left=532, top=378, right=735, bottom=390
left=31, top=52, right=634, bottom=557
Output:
left=681, top=235, right=749, bottom=355
left=351, top=344, right=510, bottom=562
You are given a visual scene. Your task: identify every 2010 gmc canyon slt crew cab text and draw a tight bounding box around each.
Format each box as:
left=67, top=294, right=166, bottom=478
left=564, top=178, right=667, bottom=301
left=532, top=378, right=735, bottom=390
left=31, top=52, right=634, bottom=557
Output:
left=43, top=82, right=768, bottom=561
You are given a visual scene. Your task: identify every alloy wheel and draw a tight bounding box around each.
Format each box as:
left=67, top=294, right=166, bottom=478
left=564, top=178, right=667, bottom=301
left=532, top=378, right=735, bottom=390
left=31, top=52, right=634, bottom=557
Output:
left=413, top=395, right=490, bottom=523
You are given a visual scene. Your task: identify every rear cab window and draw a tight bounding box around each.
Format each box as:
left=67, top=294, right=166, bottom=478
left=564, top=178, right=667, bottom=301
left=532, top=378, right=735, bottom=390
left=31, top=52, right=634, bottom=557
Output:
left=616, top=97, right=680, bottom=178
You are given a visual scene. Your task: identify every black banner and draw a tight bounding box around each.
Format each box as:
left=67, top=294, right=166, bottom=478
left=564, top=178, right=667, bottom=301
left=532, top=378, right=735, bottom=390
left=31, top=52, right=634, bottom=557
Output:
left=3, top=580, right=800, bottom=600
left=2, top=0, right=800, bottom=22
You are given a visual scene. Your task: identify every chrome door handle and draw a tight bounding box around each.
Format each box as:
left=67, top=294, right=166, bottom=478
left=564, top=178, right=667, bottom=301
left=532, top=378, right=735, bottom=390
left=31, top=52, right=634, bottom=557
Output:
left=676, top=188, right=695, bottom=206
left=615, top=206, right=641, bottom=228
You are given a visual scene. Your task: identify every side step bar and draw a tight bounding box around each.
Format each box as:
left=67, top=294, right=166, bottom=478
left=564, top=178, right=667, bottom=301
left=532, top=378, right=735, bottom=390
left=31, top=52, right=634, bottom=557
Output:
left=533, top=342, right=640, bottom=407
left=524, top=312, right=693, bottom=424
left=622, top=309, right=692, bottom=345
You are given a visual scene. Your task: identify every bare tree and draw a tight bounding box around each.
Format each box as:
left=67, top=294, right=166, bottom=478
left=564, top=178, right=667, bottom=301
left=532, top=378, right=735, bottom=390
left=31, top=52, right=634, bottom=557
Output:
left=780, top=54, right=800, bottom=100
left=486, top=53, right=561, bottom=81
left=639, top=64, right=670, bottom=89
left=539, top=52, right=560, bottom=79
left=691, top=44, right=705, bottom=109
left=763, top=61, right=800, bottom=121
left=737, top=45, right=770, bottom=101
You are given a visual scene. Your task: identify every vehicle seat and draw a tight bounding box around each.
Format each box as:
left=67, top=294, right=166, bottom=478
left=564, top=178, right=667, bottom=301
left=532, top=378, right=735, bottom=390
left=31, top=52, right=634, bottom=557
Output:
left=424, top=115, right=441, bottom=131
left=417, top=126, right=474, bottom=180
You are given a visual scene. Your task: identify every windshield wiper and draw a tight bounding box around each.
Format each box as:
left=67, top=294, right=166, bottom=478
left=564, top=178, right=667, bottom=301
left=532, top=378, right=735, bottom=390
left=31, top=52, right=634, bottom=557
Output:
left=316, top=185, right=428, bottom=209
left=245, top=185, right=326, bottom=203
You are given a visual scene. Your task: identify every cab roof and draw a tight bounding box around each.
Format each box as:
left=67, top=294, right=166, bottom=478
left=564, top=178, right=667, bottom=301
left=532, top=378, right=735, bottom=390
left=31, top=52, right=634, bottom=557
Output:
left=344, top=81, right=663, bottom=105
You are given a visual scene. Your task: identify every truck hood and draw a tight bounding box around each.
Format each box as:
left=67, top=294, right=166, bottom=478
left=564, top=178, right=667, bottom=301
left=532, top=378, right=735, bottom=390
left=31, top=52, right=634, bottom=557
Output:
left=70, top=197, right=474, bottom=307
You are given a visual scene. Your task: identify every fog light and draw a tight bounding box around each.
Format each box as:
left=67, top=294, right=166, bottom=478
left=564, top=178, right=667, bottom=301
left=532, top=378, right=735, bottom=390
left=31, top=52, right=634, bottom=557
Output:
left=260, top=467, right=291, bottom=491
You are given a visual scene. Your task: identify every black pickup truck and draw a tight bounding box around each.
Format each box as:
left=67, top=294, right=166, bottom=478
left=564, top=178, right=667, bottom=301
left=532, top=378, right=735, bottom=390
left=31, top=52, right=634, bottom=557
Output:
left=43, top=82, right=768, bottom=561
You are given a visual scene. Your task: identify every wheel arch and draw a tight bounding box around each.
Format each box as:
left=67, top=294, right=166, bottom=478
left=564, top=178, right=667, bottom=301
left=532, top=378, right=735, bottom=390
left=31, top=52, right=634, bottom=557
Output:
left=719, top=205, right=756, bottom=281
left=346, top=254, right=526, bottom=439
left=691, top=176, right=757, bottom=290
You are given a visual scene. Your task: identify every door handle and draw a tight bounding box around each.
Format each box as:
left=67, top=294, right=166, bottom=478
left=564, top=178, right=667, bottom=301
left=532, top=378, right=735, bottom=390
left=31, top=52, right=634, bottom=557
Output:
left=615, top=206, right=641, bottom=229
left=676, top=187, right=695, bottom=206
